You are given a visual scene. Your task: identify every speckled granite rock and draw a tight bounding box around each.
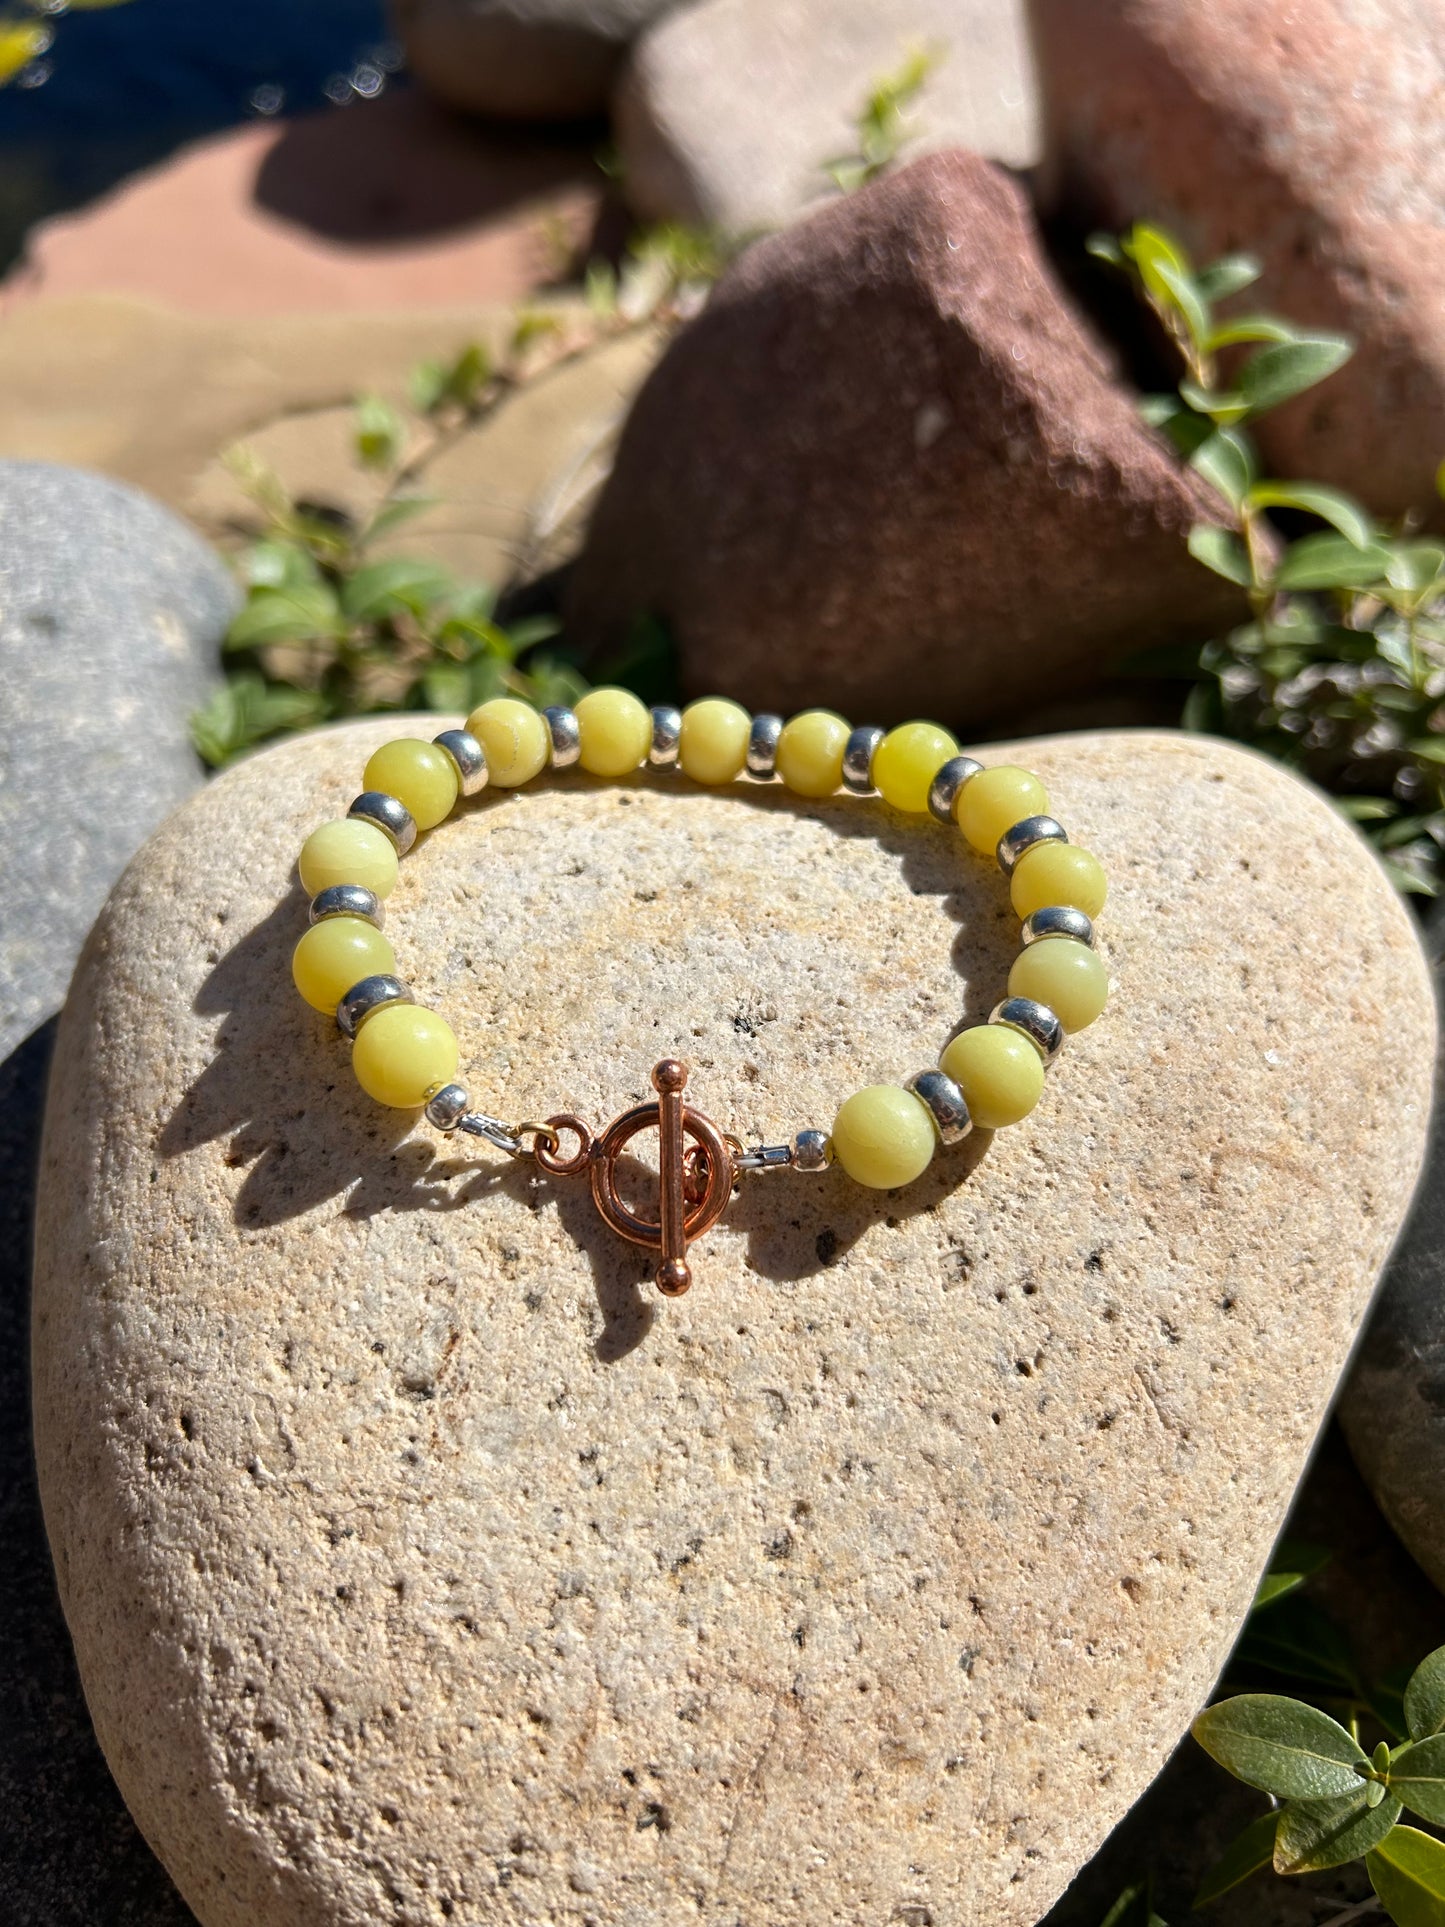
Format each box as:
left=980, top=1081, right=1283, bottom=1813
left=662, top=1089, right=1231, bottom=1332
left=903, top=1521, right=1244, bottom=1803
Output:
left=0, top=460, right=233, bottom=1062
left=32, top=722, right=1434, bottom=1927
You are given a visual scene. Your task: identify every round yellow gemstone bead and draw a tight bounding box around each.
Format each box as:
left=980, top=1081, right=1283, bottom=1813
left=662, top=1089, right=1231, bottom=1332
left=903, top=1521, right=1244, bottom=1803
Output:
left=351, top=1004, right=459, bottom=1109
left=956, top=765, right=1049, bottom=855
left=466, top=696, right=549, bottom=788
left=297, top=818, right=399, bottom=900
left=678, top=697, right=752, bottom=784
left=362, top=738, right=459, bottom=832
left=1008, top=937, right=1109, bottom=1033
left=775, top=709, right=850, bottom=798
left=832, top=1084, right=936, bottom=1189
left=291, top=917, right=397, bottom=1015
left=575, top=686, right=652, bottom=777
left=1010, top=842, right=1108, bottom=920
left=939, top=1024, right=1045, bottom=1130
left=872, top=721, right=960, bottom=814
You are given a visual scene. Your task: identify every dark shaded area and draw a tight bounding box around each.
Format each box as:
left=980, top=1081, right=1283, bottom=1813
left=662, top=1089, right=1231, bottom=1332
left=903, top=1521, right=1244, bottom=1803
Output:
left=0, top=0, right=390, bottom=273
left=0, top=1018, right=197, bottom=1926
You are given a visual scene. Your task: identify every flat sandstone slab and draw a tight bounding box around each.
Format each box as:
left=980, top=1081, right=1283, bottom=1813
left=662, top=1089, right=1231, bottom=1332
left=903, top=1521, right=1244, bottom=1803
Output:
left=33, top=724, right=1434, bottom=1927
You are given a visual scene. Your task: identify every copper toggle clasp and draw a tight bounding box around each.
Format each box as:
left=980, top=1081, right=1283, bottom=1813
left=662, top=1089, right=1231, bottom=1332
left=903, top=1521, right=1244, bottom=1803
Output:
left=588, top=1060, right=735, bottom=1295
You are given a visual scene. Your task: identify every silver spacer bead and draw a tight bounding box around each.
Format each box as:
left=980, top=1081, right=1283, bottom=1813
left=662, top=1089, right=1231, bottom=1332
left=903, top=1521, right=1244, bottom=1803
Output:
left=842, top=725, right=885, bottom=795
left=308, top=883, right=382, bottom=929
left=649, top=704, right=682, bottom=768
left=542, top=704, right=581, bottom=769
left=424, top=1082, right=470, bottom=1131
left=735, top=1141, right=793, bottom=1171
left=928, top=755, right=984, bottom=824
left=906, top=1068, right=973, bottom=1145
left=990, top=996, right=1064, bottom=1066
left=336, top=974, right=414, bottom=1039
left=349, top=791, right=417, bottom=856
left=792, top=1128, right=834, bottom=1172
left=433, top=728, right=488, bottom=797
left=1021, top=905, right=1095, bottom=949
left=745, top=713, right=784, bottom=780
left=997, top=814, right=1067, bottom=876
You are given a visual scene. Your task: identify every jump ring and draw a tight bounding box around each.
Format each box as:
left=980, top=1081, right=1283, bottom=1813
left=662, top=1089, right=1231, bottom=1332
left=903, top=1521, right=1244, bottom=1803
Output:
left=532, top=1113, right=594, bottom=1178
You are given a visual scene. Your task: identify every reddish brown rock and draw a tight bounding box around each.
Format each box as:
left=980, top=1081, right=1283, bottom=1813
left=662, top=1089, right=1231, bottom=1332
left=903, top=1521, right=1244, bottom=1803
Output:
left=566, top=149, right=1243, bottom=728
left=1029, top=0, right=1445, bottom=521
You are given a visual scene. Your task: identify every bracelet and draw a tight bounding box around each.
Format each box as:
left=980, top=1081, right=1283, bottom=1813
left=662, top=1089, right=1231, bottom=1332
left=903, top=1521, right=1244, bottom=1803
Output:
left=291, top=694, right=1110, bottom=1297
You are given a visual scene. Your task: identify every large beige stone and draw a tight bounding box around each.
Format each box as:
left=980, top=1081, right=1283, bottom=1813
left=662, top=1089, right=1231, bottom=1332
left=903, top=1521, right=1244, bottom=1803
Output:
left=33, top=722, right=1434, bottom=1927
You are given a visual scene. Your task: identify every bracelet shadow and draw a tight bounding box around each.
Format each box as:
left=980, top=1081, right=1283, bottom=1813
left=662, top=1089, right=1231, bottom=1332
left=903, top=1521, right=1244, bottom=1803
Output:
left=160, top=773, right=1027, bottom=1364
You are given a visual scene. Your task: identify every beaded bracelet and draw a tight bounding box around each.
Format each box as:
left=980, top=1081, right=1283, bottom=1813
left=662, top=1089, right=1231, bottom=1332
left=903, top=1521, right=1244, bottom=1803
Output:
left=292, top=694, right=1109, bottom=1296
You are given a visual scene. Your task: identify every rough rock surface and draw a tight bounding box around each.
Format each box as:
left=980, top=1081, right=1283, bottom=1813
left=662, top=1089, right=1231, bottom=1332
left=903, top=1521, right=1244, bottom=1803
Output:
left=1029, top=0, right=1445, bottom=521
left=0, top=461, right=233, bottom=1063
left=567, top=150, right=1246, bottom=727
left=394, top=0, right=685, bottom=121
left=1340, top=897, right=1445, bottom=1596
left=614, top=0, right=1039, bottom=232
left=33, top=720, right=1434, bottom=1927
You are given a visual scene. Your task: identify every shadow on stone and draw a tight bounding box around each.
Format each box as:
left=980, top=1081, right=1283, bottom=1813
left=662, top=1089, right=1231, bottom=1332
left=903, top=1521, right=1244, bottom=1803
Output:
left=0, top=1019, right=197, bottom=1926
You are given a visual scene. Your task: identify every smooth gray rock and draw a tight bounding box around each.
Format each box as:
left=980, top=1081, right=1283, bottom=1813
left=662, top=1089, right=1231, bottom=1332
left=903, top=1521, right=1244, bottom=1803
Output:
left=0, top=461, right=233, bottom=1064
left=1339, top=899, right=1445, bottom=1595
left=392, top=0, right=686, bottom=120
left=614, top=0, right=1039, bottom=232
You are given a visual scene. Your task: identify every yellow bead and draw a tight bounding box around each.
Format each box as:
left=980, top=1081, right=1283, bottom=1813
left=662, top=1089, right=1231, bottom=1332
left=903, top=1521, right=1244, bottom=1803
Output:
left=1010, top=842, right=1108, bottom=920
left=775, top=709, right=850, bottom=798
left=291, top=918, right=397, bottom=1015
left=678, top=697, right=751, bottom=785
left=956, top=765, right=1049, bottom=856
left=363, top=738, right=459, bottom=831
left=1008, top=937, right=1109, bottom=1033
left=872, top=721, right=960, bottom=814
left=832, top=1084, right=936, bottom=1189
left=939, top=1025, right=1044, bottom=1130
left=466, top=697, right=549, bottom=788
left=574, top=686, right=652, bottom=777
left=297, top=818, right=399, bottom=900
left=351, top=1004, right=459, bottom=1109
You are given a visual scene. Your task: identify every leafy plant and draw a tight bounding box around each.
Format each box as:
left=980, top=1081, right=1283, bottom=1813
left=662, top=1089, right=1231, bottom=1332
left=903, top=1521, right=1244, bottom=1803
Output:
left=1095, top=222, right=1445, bottom=896
left=0, top=0, right=130, bottom=87
left=824, top=44, right=941, bottom=193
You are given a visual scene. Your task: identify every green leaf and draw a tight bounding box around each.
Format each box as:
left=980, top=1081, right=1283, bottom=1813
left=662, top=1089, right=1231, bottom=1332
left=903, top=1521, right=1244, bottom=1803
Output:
left=225, top=582, right=343, bottom=650
left=1179, top=378, right=1250, bottom=425
left=1098, top=1877, right=1168, bottom=1927
left=1190, top=428, right=1259, bottom=507
left=1195, top=253, right=1262, bottom=301
left=365, top=496, right=437, bottom=543
left=241, top=538, right=319, bottom=592
left=1246, top=482, right=1375, bottom=547
left=1086, top=233, right=1128, bottom=269
left=1250, top=1540, right=1330, bottom=1614
left=1233, top=1596, right=1362, bottom=1695
left=354, top=393, right=406, bottom=471
left=1404, top=1648, right=1445, bottom=1742
left=501, top=614, right=562, bottom=652
left=1192, top=1695, right=1367, bottom=1798
left=1386, top=541, right=1445, bottom=597
left=408, top=359, right=449, bottom=415
left=0, top=23, right=48, bottom=85
left=1273, top=532, right=1392, bottom=591
left=1193, top=1808, right=1279, bottom=1906
left=1274, top=1786, right=1402, bottom=1873
left=1205, top=314, right=1299, bottom=351
left=1236, top=334, right=1354, bottom=414
left=1188, top=524, right=1253, bottom=585
left=340, top=557, right=455, bottom=624
left=1337, top=798, right=1399, bottom=823
left=1368, top=1825, right=1445, bottom=1927
left=1389, top=1735, right=1445, bottom=1824
left=188, top=674, right=325, bottom=768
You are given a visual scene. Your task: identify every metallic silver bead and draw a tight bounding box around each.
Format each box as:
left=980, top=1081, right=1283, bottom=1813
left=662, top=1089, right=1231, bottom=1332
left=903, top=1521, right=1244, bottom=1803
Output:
left=336, top=974, right=414, bottom=1039
left=308, top=883, right=382, bottom=929
left=735, top=1141, right=793, bottom=1171
left=842, top=725, right=884, bottom=795
left=745, top=713, right=784, bottom=780
left=996, top=814, right=1068, bottom=876
left=649, top=704, right=682, bottom=768
left=792, top=1128, right=834, bottom=1172
left=433, top=728, right=488, bottom=797
left=349, top=791, right=417, bottom=856
left=1021, top=905, right=1095, bottom=948
left=542, top=704, right=581, bottom=769
left=990, top=996, right=1064, bottom=1066
left=927, top=754, right=984, bottom=824
left=424, top=1082, right=470, bottom=1131
left=906, top=1068, right=973, bottom=1145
